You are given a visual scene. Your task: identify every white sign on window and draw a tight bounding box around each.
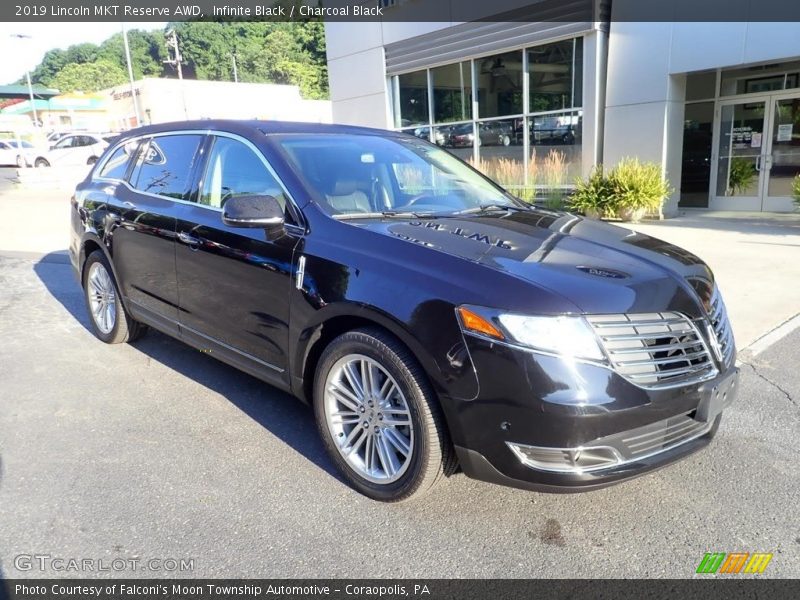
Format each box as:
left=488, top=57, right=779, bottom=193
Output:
left=751, top=132, right=762, bottom=148
left=777, top=124, right=793, bottom=142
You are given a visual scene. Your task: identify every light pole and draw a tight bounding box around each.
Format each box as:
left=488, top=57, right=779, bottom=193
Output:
left=121, top=23, right=142, bottom=127
left=10, top=34, right=39, bottom=127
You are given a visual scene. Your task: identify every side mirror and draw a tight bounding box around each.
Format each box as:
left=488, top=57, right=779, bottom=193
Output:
left=221, top=195, right=285, bottom=233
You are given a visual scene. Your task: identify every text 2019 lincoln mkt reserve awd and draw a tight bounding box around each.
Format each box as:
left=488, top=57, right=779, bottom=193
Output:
left=70, top=121, right=738, bottom=502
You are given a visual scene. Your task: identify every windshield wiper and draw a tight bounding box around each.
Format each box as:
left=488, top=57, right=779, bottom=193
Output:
left=453, top=203, right=533, bottom=215
left=335, top=211, right=440, bottom=220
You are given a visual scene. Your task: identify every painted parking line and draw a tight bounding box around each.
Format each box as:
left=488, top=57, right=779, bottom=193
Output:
left=742, top=312, right=800, bottom=358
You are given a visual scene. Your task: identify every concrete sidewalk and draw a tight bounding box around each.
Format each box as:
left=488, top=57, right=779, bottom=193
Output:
left=626, top=210, right=800, bottom=350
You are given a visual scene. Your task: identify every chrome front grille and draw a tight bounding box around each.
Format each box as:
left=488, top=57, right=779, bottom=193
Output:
left=709, top=289, right=735, bottom=368
left=586, top=312, right=717, bottom=389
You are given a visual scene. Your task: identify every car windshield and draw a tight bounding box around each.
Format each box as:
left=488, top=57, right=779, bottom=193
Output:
left=275, top=133, right=520, bottom=218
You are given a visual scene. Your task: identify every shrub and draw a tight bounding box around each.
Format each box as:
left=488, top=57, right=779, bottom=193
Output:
left=727, top=158, right=757, bottom=196
left=792, top=174, right=800, bottom=210
left=568, top=166, right=613, bottom=217
left=608, top=157, right=672, bottom=213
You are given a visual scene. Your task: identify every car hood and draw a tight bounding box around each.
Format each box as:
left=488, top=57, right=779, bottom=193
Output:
left=351, top=209, right=715, bottom=318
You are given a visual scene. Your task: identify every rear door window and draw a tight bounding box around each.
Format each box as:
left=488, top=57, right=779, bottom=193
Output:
left=130, top=134, right=203, bottom=200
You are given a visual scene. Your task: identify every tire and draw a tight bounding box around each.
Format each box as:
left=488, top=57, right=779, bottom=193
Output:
left=87, top=156, right=98, bottom=165
left=82, top=250, right=146, bottom=344
left=15, top=155, right=25, bottom=168
left=313, top=328, right=454, bottom=502
left=502, top=135, right=511, bottom=146
left=34, top=158, right=49, bottom=168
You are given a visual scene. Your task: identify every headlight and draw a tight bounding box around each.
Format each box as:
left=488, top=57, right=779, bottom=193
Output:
left=457, top=306, right=605, bottom=362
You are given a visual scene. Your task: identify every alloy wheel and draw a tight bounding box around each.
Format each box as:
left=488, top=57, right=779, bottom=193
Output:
left=323, top=354, right=414, bottom=484
left=87, top=262, right=117, bottom=334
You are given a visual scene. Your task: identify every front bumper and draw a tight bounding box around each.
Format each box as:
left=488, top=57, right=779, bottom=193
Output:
left=445, top=335, right=738, bottom=493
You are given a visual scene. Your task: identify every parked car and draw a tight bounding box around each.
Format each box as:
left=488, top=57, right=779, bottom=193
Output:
left=531, top=117, right=577, bottom=145
left=41, top=133, right=112, bottom=167
left=0, top=139, right=48, bottom=167
left=412, top=126, right=447, bottom=146
left=70, top=120, right=738, bottom=502
left=447, top=121, right=514, bottom=148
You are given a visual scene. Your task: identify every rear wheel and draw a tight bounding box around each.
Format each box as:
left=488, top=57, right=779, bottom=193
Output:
left=82, top=251, right=146, bottom=344
left=34, top=157, right=49, bottom=168
left=87, top=156, right=98, bottom=165
left=15, top=155, right=25, bottom=168
left=314, top=328, right=454, bottom=502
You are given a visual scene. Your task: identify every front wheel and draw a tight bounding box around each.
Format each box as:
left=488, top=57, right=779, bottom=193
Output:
left=82, top=251, right=146, bottom=344
left=314, top=328, right=454, bottom=502
left=34, top=157, right=49, bottom=168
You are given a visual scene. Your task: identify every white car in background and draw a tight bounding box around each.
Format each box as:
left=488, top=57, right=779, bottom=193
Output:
left=0, top=139, right=45, bottom=167
left=41, top=133, right=114, bottom=167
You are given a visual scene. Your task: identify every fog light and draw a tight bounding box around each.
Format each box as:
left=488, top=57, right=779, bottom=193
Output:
left=506, top=442, right=622, bottom=473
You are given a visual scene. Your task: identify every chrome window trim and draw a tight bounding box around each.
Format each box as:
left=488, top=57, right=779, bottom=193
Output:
left=92, top=128, right=306, bottom=231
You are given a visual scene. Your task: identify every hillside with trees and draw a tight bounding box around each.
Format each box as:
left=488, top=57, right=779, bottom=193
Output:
left=24, top=21, right=328, bottom=99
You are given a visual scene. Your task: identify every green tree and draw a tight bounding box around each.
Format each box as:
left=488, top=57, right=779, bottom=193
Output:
left=30, top=48, right=70, bottom=85
left=50, top=59, right=128, bottom=92
left=98, top=30, right=166, bottom=79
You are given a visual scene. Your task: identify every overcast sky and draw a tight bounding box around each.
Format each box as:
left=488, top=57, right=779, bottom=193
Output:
left=0, top=22, right=167, bottom=84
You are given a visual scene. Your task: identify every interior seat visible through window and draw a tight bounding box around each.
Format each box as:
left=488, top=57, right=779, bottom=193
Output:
left=200, top=136, right=288, bottom=210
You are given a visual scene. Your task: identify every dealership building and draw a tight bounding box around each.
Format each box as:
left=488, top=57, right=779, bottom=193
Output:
left=325, top=1, right=800, bottom=214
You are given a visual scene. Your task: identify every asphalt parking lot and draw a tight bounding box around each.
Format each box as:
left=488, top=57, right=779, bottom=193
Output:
left=0, top=188, right=798, bottom=579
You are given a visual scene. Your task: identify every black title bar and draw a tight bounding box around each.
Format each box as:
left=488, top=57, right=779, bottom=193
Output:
left=2, top=579, right=800, bottom=600
left=4, top=0, right=800, bottom=23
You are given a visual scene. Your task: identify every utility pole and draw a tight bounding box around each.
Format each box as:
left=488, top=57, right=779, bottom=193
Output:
left=164, top=29, right=184, bottom=81
left=10, top=34, right=39, bottom=127
left=164, top=29, right=188, bottom=119
left=121, top=23, right=142, bottom=127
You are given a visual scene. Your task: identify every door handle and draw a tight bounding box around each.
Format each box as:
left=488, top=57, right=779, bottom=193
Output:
left=177, top=231, right=201, bottom=248
left=755, top=155, right=761, bottom=172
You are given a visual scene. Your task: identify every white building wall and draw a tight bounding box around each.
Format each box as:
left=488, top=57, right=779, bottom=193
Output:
left=104, top=78, right=332, bottom=130
left=324, top=22, right=456, bottom=129
left=604, top=11, right=800, bottom=215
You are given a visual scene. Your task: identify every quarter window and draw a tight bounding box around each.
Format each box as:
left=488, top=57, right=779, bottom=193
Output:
left=97, top=140, right=139, bottom=181
left=199, top=137, right=288, bottom=210
left=130, top=135, right=203, bottom=200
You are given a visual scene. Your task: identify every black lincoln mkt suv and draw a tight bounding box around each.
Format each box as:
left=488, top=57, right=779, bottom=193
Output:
left=70, top=121, right=738, bottom=502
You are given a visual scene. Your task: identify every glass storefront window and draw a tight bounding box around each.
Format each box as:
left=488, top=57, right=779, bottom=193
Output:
left=431, top=61, right=472, bottom=124
left=679, top=102, right=714, bottom=207
left=475, top=50, right=523, bottom=118
left=767, top=98, right=800, bottom=197
left=529, top=111, right=582, bottom=184
left=396, top=70, right=429, bottom=128
left=474, top=118, right=524, bottom=188
left=720, top=60, right=800, bottom=96
left=528, top=38, right=583, bottom=113
left=392, top=37, right=585, bottom=195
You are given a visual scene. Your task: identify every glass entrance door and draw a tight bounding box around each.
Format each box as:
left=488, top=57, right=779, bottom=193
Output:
left=764, top=96, right=800, bottom=211
left=712, top=93, right=800, bottom=211
left=712, top=99, right=768, bottom=210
